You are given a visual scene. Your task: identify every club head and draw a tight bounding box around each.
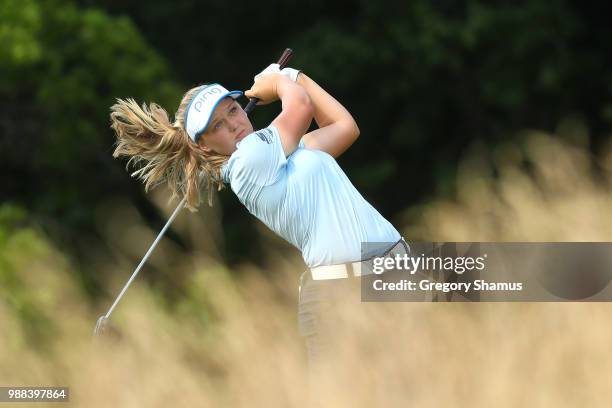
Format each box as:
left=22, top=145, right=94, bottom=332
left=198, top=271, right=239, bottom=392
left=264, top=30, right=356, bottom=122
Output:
left=93, top=315, right=123, bottom=342
left=94, top=315, right=108, bottom=336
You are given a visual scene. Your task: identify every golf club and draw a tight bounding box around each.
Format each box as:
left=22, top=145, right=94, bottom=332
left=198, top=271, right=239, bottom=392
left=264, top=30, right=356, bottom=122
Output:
left=94, top=48, right=295, bottom=336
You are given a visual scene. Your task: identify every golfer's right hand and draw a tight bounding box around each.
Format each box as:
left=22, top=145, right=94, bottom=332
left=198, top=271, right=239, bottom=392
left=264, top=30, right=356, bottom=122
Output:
left=245, top=73, right=286, bottom=105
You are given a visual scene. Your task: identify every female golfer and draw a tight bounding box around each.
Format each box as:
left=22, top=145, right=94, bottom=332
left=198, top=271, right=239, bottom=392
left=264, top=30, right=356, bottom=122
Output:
left=110, top=65, right=408, bottom=366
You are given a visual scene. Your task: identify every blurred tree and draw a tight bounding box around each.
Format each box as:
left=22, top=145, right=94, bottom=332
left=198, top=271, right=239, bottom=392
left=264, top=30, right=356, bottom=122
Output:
left=1, top=0, right=183, bottom=294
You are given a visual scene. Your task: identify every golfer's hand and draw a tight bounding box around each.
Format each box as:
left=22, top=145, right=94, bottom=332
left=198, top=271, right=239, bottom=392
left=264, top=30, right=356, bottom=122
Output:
left=245, top=73, right=286, bottom=105
left=281, top=67, right=300, bottom=82
left=254, top=63, right=281, bottom=81
left=255, top=64, right=300, bottom=82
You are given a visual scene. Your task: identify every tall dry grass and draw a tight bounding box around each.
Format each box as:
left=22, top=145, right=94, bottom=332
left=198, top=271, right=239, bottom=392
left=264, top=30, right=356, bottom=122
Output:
left=1, top=130, right=612, bottom=407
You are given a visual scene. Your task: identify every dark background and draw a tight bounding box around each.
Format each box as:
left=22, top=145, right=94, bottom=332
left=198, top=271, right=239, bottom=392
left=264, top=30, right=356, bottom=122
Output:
left=2, top=0, right=611, bottom=296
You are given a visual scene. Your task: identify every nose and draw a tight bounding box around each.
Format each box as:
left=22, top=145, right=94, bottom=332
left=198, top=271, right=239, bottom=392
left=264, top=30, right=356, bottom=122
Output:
left=228, top=119, right=239, bottom=132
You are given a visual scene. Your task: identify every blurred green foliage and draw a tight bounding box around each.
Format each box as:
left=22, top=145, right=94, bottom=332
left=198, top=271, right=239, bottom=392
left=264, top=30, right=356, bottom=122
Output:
left=1, top=0, right=181, bottom=228
left=2, top=0, right=611, bottom=292
left=0, top=203, right=57, bottom=349
left=1, top=0, right=184, bottom=293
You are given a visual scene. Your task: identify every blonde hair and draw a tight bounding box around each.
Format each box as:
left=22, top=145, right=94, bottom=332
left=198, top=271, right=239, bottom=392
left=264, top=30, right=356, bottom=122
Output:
left=109, top=85, right=229, bottom=211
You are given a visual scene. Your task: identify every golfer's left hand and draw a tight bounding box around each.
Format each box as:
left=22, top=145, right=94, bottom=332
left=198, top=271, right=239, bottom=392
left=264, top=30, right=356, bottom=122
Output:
left=255, top=64, right=300, bottom=83
left=254, top=63, right=281, bottom=81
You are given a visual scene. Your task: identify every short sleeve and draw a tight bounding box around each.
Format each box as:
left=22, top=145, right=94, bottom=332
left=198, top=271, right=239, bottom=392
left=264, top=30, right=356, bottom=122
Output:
left=223, top=125, right=286, bottom=189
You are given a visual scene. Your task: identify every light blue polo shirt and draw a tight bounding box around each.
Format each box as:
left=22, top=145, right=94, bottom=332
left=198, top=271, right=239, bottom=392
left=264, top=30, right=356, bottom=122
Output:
left=222, top=125, right=401, bottom=268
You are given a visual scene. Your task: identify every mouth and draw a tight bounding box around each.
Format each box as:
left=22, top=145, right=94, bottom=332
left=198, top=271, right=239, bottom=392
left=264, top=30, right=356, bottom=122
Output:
left=235, top=130, right=246, bottom=141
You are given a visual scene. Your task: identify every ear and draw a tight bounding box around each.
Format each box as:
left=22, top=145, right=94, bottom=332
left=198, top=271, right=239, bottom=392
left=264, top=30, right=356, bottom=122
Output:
left=197, top=138, right=212, bottom=153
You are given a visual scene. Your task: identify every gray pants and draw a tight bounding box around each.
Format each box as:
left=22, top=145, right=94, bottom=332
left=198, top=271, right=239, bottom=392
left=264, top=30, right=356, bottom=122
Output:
left=297, top=239, right=410, bottom=367
left=297, top=271, right=359, bottom=366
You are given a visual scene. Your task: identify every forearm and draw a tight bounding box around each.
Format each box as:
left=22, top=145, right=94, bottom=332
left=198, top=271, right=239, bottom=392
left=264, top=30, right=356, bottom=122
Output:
left=273, top=76, right=313, bottom=155
left=296, top=73, right=358, bottom=133
left=277, top=77, right=312, bottom=116
left=293, top=73, right=359, bottom=157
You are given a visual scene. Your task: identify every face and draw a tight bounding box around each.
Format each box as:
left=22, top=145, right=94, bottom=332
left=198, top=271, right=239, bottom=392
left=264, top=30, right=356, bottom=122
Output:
left=197, top=97, right=253, bottom=155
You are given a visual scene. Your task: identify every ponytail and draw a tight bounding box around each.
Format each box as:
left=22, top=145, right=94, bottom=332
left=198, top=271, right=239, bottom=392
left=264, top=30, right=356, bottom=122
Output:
left=110, top=87, right=227, bottom=210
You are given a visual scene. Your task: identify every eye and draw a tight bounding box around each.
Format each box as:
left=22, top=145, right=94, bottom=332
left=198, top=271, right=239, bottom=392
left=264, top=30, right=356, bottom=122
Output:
left=230, top=106, right=238, bottom=114
left=213, top=121, right=222, bottom=130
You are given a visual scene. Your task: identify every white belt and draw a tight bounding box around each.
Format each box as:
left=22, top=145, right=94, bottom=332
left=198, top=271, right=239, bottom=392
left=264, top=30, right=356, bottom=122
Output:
left=309, top=239, right=410, bottom=281
left=310, top=261, right=364, bottom=280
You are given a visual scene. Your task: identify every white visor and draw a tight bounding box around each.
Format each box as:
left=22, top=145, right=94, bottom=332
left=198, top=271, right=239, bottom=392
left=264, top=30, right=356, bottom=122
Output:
left=184, top=84, right=243, bottom=143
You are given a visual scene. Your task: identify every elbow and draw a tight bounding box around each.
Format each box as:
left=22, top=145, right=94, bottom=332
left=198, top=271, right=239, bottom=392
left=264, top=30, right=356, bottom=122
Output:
left=352, top=121, right=360, bottom=141
left=343, top=119, right=359, bottom=142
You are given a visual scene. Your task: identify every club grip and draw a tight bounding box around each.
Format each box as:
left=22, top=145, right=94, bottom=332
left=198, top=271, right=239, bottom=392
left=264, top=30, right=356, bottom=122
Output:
left=244, top=48, right=294, bottom=114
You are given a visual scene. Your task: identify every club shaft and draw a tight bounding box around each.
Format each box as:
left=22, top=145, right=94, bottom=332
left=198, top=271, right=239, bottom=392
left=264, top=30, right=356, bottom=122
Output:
left=104, top=196, right=187, bottom=319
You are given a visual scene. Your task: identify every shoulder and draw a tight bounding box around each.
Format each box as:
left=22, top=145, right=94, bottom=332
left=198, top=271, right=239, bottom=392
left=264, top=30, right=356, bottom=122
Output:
left=222, top=125, right=287, bottom=187
left=233, top=126, right=283, bottom=167
left=238, top=126, right=278, bottom=151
